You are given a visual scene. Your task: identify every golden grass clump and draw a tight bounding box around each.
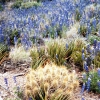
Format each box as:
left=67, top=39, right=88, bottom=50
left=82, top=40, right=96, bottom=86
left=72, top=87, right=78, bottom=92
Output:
left=25, top=63, right=79, bottom=100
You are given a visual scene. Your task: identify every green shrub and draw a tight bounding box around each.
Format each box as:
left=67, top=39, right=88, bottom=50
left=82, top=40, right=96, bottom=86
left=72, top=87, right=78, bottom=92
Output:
left=88, top=35, right=100, bottom=45
left=70, top=39, right=86, bottom=70
left=83, top=71, right=100, bottom=93
left=30, top=47, right=48, bottom=69
left=11, top=0, right=22, bottom=8
left=21, top=1, right=41, bottom=9
left=47, top=40, right=74, bottom=66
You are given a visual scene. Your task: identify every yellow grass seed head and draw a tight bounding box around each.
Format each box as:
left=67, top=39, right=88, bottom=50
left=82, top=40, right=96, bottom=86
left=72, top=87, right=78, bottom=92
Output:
left=25, top=89, right=31, bottom=97
left=52, top=80, right=58, bottom=88
left=44, top=82, right=49, bottom=92
left=32, top=86, right=39, bottom=96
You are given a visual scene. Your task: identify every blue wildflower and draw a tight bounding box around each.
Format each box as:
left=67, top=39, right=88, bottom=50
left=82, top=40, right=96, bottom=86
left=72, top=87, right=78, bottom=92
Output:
left=66, top=43, right=69, bottom=50
left=4, top=78, right=8, bottom=89
left=13, top=76, right=17, bottom=84
left=86, top=78, right=91, bottom=92
left=82, top=53, right=85, bottom=60
left=97, top=68, right=100, bottom=77
left=56, top=54, right=58, bottom=60
left=80, top=83, right=85, bottom=95
left=93, top=39, right=97, bottom=49
left=82, top=48, right=84, bottom=53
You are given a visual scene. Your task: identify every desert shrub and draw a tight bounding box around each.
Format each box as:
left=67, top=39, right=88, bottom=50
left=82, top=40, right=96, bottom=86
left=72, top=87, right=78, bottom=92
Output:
left=47, top=39, right=74, bottom=66
left=70, top=38, right=86, bottom=70
left=25, top=63, right=79, bottom=100
left=0, top=43, right=8, bottom=60
left=30, top=46, right=49, bottom=69
left=21, top=1, right=41, bottom=9
left=11, top=0, right=22, bottom=8
left=12, top=0, right=41, bottom=9
left=9, top=46, right=31, bottom=63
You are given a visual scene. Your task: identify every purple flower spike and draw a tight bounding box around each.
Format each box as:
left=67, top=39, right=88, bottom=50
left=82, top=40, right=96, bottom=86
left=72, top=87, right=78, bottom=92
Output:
left=93, top=39, right=97, bottom=49
left=82, top=97, right=85, bottom=100
left=56, top=54, right=58, bottom=59
left=84, top=61, right=88, bottom=71
left=86, top=44, right=91, bottom=53
left=13, top=76, right=17, bottom=83
left=29, top=97, right=33, bottom=100
left=86, top=78, right=91, bottom=92
left=66, top=43, right=68, bottom=50
left=82, top=53, right=85, bottom=60
left=14, top=36, right=17, bottom=46
left=97, top=68, right=100, bottom=77
left=82, top=48, right=84, bottom=53
left=80, top=83, right=85, bottom=95
left=97, top=41, right=100, bottom=51
left=4, top=78, right=8, bottom=89
left=4, top=78, right=8, bottom=85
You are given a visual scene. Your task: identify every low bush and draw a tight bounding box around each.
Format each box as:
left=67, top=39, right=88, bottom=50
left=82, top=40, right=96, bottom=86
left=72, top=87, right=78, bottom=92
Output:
left=82, top=69, right=100, bottom=93
left=9, top=46, right=31, bottom=63
left=88, top=35, right=100, bottom=45
left=70, top=38, right=86, bottom=70
left=25, top=63, right=79, bottom=100
left=47, top=39, right=74, bottom=66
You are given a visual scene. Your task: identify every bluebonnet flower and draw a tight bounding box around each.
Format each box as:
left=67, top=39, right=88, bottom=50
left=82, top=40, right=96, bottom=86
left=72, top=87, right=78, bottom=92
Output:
left=93, top=39, right=97, bottom=49
left=29, top=97, right=33, bottom=100
left=97, top=68, right=100, bottom=77
left=97, top=41, right=100, bottom=51
left=82, top=48, right=84, bottom=53
left=82, top=53, right=85, bottom=60
left=56, top=54, right=58, bottom=60
left=66, top=43, right=69, bottom=50
left=94, top=47, right=98, bottom=55
left=13, top=76, right=17, bottom=84
left=86, top=78, right=91, bottom=92
left=4, top=78, right=8, bottom=89
left=14, top=36, right=17, bottom=47
left=86, top=44, right=91, bottom=53
left=80, top=83, right=85, bottom=95
left=84, top=61, right=87, bottom=69
left=81, top=97, right=85, bottom=100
